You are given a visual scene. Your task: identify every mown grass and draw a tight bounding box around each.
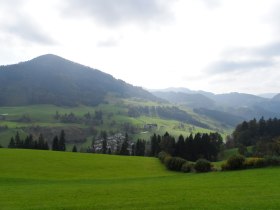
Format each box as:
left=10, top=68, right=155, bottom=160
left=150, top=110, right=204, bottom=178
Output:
left=1, top=149, right=280, bottom=210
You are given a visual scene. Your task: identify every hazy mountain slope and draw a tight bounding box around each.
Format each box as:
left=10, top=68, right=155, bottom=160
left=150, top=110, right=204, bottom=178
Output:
left=272, top=93, right=280, bottom=101
left=193, top=108, right=245, bottom=127
left=151, top=87, right=215, bottom=98
left=0, top=54, right=158, bottom=106
left=211, top=92, right=267, bottom=107
left=151, top=88, right=280, bottom=126
left=152, top=91, right=216, bottom=108
left=258, top=93, right=278, bottom=99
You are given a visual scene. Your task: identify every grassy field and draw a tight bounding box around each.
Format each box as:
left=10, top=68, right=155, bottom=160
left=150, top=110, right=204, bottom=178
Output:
left=1, top=148, right=280, bottom=210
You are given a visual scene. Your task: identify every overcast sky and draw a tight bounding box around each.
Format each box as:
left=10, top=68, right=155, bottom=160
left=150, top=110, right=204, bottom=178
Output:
left=0, top=0, right=280, bottom=94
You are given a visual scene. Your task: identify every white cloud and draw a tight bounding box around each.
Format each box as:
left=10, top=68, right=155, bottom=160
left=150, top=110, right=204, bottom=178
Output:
left=63, top=0, right=175, bottom=27
left=0, top=0, right=280, bottom=94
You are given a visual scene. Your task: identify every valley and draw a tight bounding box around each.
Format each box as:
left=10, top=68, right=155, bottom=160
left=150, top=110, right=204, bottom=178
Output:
left=0, top=99, right=226, bottom=150
left=1, top=54, right=280, bottom=210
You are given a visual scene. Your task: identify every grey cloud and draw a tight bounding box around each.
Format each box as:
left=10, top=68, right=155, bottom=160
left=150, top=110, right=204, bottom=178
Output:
left=208, top=60, right=274, bottom=74
left=3, top=17, right=55, bottom=45
left=0, top=0, right=55, bottom=45
left=63, top=0, right=174, bottom=26
left=225, top=42, right=280, bottom=58
left=207, top=42, right=280, bottom=74
left=254, top=42, right=280, bottom=57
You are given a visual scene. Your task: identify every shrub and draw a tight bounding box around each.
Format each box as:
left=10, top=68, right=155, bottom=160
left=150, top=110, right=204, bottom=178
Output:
left=225, top=154, right=245, bottom=170
left=158, top=151, right=171, bottom=163
left=243, top=157, right=266, bottom=169
left=164, top=155, right=172, bottom=167
left=166, top=157, right=186, bottom=171
left=194, top=159, right=212, bottom=173
left=181, top=162, right=194, bottom=173
left=264, top=156, right=280, bottom=166
left=221, top=162, right=230, bottom=171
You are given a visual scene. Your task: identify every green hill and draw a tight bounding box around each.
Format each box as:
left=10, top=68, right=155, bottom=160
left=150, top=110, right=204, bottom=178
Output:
left=0, top=54, right=158, bottom=106
left=1, top=149, right=280, bottom=210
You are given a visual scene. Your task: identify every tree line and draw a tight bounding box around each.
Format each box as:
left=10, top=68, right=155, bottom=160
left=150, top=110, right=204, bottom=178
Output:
left=8, top=130, right=70, bottom=152
left=7, top=129, right=223, bottom=161
left=8, top=132, right=49, bottom=150
left=150, top=132, right=223, bottom=161
left=231, top=117, right=280, bottom=156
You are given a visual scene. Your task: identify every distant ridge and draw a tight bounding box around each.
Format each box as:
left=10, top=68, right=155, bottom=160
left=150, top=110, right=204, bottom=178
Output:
left=0, top=54, right=159, bottom=106
left=272, top=93, right=280, bottom=101
left=151, top=88, right=280, bottom=121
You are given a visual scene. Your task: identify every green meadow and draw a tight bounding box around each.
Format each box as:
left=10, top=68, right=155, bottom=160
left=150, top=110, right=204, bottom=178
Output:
left=1, top=148, right=280, bottom=210
left=0, top=102, right=230, bottom=148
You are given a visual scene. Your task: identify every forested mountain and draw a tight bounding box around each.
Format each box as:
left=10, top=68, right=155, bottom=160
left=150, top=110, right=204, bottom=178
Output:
left=0, top=54, right=158, bottom=106
left=272, top=94, right=280, bottom=101
left=152, top=91, right=216, bottom=109
left=152, top=88, right=280, bottom=127
left=210, top=92, right=267, bottom=107
left=193, top=108, right=244, bottom=127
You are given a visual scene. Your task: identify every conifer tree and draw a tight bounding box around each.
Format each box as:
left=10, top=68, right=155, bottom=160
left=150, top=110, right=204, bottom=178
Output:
left=38, top=133, right=45, bottom=149
left=52, top=136, right=59, bottom=151
left=8, top=137, right=15, bottom=148
left=44, top=141, right=49, bottom=150
left=101, top=130, right=108, bottom=154
left=72, top=145, right=77, bottom=152
left=120, top=133, right=129, bottom=155
left=15, top=132, right=21, bottom=148
left=175, top=135, right=185, bottom=158
left=58, top=130, right=66, bottom=151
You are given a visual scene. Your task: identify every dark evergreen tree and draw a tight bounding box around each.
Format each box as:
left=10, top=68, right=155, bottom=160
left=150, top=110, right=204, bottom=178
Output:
left=72, top=145, right=77, bottom=152
left=44, top=141, right=49, bottom=150
left=102, top=139, right=107, bottom=154
left=174, top=135, right=185, bottom=158
left=15, top=132, right=21, bottom=148
left=160, top=132, right=176, bottom=155
left=120, top=133, right=130, bottom=155
left=8, top=137, right=15, bottom=148
left=100, top=131, right=107, bottom=141
left=135, top=139, right=145, bottom=156
left=38, top=133, right=45, bottom=149
left=150, top=133, right=160, bottom=156
left=131, top=144, right=135, bottom=156
left=52, top=136, right=59, bottom=151
left=58, top=130, right=66, bottom=151
left=185, top=134, right=194, bottom=160
left=33, top=140, right=38, bottom=149
left=24, top=135, right=33, bottom=149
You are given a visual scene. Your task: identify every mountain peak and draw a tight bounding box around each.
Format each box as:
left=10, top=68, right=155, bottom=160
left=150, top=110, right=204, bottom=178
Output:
left=30, top=54, right=70, bottom=64
left=0, top=54, right=159, bottom=106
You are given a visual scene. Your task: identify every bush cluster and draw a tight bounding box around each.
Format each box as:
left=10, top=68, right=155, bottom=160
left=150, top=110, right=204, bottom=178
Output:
left=264, top=156, right=280, bottom=166
left=181, top=162, right=194, bottom=173
left=165, top=157, right=186, bottom=171
left=221, top=154, right=245, bottom=171
left=243, top=157, right=266, bottom=169
left=222, top=155, right=280, bottom=171
left=194, top=159, right=212, bottom=172
left=158, top=151, right=171, bottom=163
